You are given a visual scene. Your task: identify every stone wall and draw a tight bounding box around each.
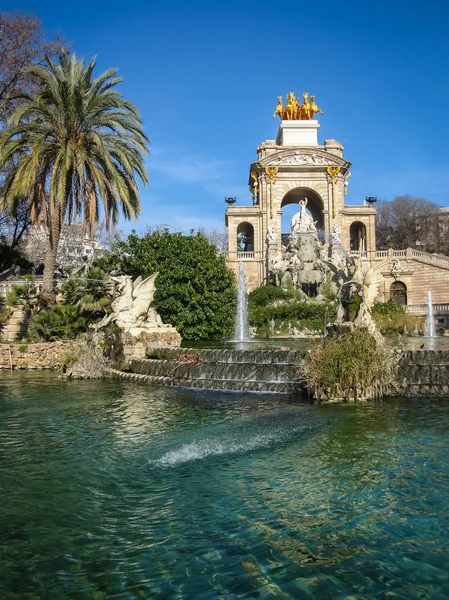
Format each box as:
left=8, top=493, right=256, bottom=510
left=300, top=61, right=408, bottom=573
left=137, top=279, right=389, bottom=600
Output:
left=395, top=349, right=449, bottom=397
left=0, top=341, right=77, bottom=369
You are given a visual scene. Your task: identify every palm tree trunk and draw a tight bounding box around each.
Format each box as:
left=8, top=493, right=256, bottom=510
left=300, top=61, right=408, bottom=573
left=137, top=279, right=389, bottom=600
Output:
left=42, top=204, right=64, bottom=304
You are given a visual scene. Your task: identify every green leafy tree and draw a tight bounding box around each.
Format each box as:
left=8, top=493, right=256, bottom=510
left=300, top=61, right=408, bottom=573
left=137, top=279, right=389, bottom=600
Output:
left=101, top=229, right=237, bottom=340
left=0, top=53, right=148, bottom=303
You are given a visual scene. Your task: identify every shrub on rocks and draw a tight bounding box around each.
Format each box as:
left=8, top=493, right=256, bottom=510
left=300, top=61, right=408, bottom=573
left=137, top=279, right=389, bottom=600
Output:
left=304, top=329, right=396, bottom=401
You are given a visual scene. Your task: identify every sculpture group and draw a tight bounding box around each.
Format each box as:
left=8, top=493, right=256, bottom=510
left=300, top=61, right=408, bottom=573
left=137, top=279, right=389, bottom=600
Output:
left=274, top=92, right=323, bottom=121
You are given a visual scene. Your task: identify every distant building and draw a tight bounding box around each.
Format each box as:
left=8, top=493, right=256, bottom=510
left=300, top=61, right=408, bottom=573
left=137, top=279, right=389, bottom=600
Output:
left=23, top=224, right=105, bottom=270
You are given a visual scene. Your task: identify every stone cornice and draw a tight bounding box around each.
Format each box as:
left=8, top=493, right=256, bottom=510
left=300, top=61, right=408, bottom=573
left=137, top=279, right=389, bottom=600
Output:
left=256, top=148, right=351, bottom=170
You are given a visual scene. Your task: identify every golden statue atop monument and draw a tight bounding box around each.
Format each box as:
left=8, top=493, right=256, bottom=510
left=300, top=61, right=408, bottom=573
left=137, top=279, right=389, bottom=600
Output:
left=274, top=92, right=323, bottom=121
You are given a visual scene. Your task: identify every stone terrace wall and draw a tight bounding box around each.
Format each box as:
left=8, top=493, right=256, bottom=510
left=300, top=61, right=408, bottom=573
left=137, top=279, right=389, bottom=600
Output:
left=0, top=341, right=78, bottom=369
left=396, top=349, right=449, bottom=397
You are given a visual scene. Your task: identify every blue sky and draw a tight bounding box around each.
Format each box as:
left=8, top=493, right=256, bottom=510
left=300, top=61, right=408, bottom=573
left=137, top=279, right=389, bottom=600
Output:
left=5, top=0, right=449, bottom=234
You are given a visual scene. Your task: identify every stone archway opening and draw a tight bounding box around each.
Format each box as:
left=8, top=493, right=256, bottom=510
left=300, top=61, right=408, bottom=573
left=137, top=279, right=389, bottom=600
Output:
left=350, top=221, right=367, bottom=252
left=280, top=188, right=324, bottom=243
left=390, top=281, right=407, bottom=306
left=236, top=222, right=254, bottom=252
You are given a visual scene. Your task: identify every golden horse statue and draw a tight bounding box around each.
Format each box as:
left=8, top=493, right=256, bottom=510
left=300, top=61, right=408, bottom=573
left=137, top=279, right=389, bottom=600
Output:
left=285, top=91, right=297, bottom=120
left=273, top=91, right=323, bottom=121
left=273, top=96, right=286, bottom=120
left=309, top=95, right=323, bottom=118
left=300, top=92, right=311, bottom=119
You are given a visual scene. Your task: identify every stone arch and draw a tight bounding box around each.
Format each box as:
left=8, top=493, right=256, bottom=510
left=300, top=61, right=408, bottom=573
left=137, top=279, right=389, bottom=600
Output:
left=350, top=221, right=367, bottom=252
left=280, top=186, right=325, bottom=231
left=390, top=280, right=407, bottom=306
left=236, top=222, right=254, bottom=252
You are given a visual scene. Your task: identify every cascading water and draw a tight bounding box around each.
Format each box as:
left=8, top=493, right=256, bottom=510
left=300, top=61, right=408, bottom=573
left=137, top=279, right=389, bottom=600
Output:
left=234, top=259, right=250, bottom=341
left=425, top=291, right=436, bottom=337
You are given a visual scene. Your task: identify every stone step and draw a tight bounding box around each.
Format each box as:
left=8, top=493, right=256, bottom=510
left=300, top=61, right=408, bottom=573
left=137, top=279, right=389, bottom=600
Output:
left=129, top=358, right=303, bottom=382
left=108, top=369, right=305, bottom=394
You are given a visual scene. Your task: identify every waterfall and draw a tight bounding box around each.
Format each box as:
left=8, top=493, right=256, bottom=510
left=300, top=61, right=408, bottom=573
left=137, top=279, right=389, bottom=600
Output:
left=425, top=291, right=436, bottom=337
left=234, top=259, right=250, bottom=342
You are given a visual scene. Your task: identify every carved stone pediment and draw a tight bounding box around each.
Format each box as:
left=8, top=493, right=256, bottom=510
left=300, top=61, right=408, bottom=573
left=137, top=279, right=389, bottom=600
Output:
left=258, top=148, right=350, bottom=169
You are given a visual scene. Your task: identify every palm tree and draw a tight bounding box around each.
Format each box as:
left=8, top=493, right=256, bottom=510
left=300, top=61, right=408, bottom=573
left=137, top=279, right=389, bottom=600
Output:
left=0, top=53, right=148, bottom=302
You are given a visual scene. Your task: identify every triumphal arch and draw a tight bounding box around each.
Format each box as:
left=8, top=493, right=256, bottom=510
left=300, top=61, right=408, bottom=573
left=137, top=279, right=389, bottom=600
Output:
left=225, top=91, right=376, bottom=290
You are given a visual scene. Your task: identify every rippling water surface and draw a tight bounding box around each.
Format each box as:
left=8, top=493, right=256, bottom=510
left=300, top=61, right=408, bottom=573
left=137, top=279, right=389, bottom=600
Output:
left=1, top=372, right=449, bottom=599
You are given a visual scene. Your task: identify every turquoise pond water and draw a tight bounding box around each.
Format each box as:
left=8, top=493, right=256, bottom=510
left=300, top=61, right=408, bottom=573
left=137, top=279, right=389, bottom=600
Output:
left=1, top=373, right=449, bottom=599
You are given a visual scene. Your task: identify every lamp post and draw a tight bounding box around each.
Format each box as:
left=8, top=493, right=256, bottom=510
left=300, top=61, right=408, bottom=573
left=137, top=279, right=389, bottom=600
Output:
left=225, top=197, right=236, bottom=206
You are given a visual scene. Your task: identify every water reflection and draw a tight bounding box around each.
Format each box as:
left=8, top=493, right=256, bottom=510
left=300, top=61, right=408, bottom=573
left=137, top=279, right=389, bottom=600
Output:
left=1, top=373, right=449, bottom=599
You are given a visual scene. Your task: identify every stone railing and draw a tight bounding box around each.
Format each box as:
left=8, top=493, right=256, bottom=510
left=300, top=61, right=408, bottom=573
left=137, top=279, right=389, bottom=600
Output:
left=237, top=251, right=254, bottom=260
left=409, top=249, right=449, bottom=267
left=0, top=278, right=43, bottom=298
left=405, top=303, right=449, bottom=314
left=374, top=248, right=449, bottom=267
left=350, top=250, right=368, bottom=259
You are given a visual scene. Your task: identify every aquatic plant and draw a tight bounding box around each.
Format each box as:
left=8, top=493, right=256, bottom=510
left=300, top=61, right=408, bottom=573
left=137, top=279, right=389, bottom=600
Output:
left=304, top=329, right=396, bottom=401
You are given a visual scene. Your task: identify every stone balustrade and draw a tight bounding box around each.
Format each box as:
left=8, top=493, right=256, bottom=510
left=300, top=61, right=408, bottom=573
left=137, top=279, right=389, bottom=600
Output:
left=350, top=250, right=368, bottom=259
left=373, top=248, right=449, bottom=268
left=405, top=303, right=449, bottom=314
left=237, top=251, right=255, bottom=260
left=0, top=278, right=43, bottom=298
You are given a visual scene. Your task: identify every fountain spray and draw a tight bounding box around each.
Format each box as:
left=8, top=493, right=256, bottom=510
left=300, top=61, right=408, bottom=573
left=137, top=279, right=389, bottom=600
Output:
left=234, top=259, right=250, bottom=342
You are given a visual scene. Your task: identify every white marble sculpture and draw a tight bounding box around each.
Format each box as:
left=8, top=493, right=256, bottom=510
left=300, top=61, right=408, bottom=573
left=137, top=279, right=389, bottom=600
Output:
left=291, top=198, right=316, bottom=235
left=97, top=274, right=178, bottom=338
left=266, top=226, right=277, bottom=245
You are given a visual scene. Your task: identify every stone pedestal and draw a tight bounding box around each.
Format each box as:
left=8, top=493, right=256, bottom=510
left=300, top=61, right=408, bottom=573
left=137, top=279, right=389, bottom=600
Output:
left=276, top=120, right=319, bottom=146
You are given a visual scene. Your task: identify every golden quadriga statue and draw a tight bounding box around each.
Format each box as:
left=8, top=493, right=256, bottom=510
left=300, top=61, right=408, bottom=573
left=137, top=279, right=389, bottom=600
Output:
left=274, top=92, right=323, bottom=121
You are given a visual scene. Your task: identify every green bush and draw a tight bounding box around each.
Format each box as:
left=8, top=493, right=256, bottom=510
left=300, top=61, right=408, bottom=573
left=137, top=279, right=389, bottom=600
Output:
left=249, top=300, right=336, bottom=331
left=60, top=267, right=110, bottom=316
left=98, top=229, right=237, bottom=340
left=6, top=275, right=43, bottom=313
left=304, top=329, right=395, bottom=401
left=248, top=285, right=292, bottom=307
left=372, top=312, right=423, bottom=335
left=320, top=274, right=337, bottom=301
left=371, top=299, right=405, bottom=316
left=32, top=305, right=89, bottom=341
